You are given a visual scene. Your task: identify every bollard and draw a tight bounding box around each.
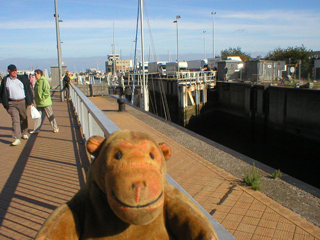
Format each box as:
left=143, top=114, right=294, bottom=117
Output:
left=89, top=84, right=93, bottom=97
left=117, top=98, right=125, bottom=111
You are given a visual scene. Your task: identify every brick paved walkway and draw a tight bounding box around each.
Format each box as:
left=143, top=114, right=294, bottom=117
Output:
left=0, top=92, right=89, bottom=239
left=0, top=92, right=319, bottom=240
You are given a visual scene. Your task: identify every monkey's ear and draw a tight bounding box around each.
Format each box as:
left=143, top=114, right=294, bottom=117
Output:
left=159, top=143, right=172, bottom=160
left=87, top=136, right=106, bottom=157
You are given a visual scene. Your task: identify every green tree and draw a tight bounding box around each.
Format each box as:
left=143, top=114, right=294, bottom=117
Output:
left=266, top=45, right=313, bottom=79
left=220, top=46, right=251, bottom=62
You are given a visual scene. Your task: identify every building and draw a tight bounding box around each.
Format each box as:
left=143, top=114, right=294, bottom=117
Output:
left=217, top=57, right=244, bottom=81
left=105, top=54, right=133, bottom=74
left=314, top=59, right=320, bottom=80
left=245, top=60, right=285, bottom=82
left=310, top=50, right=320, bottom=59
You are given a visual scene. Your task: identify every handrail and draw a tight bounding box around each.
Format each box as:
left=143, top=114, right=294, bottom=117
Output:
left=70, top=82, right=120, bottom=140
left=69, top=82, right=236, bottom=240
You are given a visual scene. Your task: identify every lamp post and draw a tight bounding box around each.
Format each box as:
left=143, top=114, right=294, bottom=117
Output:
left=211, top=12, right=216, bottom=58
left=54, top=0, right=64, bottom=101
left=203, top=31, right=206, bottom=59
left=173, top=15, right=181, bottom=62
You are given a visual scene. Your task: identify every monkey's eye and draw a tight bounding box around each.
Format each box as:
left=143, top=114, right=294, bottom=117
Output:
left=115, top=151, right=122, bottom=160
left=150, top=152, right=154, bottom=159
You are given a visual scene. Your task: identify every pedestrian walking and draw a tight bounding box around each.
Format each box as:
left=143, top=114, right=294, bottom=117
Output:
left=31, top=69, right=59, bottom=133
left=0, top=64, right=33, bottom=146
left=224, top=66, right=228, bottom=81
left=29, top=73, right=36, bottom=88
left=62, top=71, right=71, bottom=99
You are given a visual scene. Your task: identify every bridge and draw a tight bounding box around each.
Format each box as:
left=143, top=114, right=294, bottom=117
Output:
left=0, top=84, right=319, bottom=239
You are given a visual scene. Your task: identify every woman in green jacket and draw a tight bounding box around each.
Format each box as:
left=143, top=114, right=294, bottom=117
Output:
left=31, top=69, right=59, bottom=133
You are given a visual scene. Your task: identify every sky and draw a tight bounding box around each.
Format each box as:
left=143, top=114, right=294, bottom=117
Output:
left=0, top=0, right=319, bottom=72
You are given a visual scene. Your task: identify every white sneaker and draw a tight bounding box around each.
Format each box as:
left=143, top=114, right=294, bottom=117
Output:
left=22, top=135, right=29, bottom=140
left=30, top=130, right=39, bottom=134
left=53, top=128, right=59, bottom=133
left=12, top=139, right=21, bottom=146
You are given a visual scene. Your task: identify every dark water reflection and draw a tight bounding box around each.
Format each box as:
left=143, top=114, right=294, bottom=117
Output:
left=186, top=110, right=320, bottom=189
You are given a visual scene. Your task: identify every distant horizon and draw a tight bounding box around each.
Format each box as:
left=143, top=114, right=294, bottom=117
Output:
left=0, top=50, right=270, bottom=74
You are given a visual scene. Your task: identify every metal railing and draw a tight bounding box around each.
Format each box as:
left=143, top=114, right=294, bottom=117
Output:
left=70, top=82, right=120, bottom=140
left=69, top=82, right=236, bottom=240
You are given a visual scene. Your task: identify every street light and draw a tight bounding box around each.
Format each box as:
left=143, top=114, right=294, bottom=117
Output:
left=211, top=12, right=216, bottom=58
left=203, top=31, right=206, bottom=59
left=54, top=0, right=64, bottom=101
left=173, top=15, right=181, bottom=62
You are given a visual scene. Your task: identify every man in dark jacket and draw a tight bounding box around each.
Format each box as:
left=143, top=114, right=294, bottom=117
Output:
left=62, top=71, right=71, bottom=99
left=0, top=64, right=33, bottom=146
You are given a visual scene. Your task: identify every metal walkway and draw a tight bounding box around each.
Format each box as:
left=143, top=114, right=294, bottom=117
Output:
left=0, top=92, right=319, bottom=239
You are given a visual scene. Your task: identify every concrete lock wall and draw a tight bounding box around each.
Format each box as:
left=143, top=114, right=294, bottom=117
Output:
left=267, top=87, right=320, bottom=139
left=90, top=83, right=109, bottom=96
left=216, top=82, right=252, bottom=117
left=251, top=85, right=267, bottom=120
left=50, top=66, right=67, bottom=88
left=76, top=83, right=109, bottom=97
left=76, top=85, right=91, bottom=96
left=215, top=82, right=320, bottom=141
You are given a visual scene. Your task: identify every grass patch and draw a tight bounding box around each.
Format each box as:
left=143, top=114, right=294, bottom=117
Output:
left=243, top=163, right=262, bottom=191
left=272, top=169, right=283, bottom=179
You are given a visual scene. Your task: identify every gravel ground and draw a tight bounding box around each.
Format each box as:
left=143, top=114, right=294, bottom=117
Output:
left=115, top=98, right=320, bottom=228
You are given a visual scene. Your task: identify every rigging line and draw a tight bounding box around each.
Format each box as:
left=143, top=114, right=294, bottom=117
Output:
left=129, top=37, right=134, bottom=60
left=143, top=0, right=158, bottom=62
left=151, top=77, right=158, bottom=115
left=163, top=81, right=171, bottom=121
left=148, top=79, right=158, bottom=115
left=131, top=0, right=140, bottom=105
left=158, top=79, right=168, bottom=120
left=142, top=0, right=160, bottom=115
left=160, top=79, right=171, bottom=121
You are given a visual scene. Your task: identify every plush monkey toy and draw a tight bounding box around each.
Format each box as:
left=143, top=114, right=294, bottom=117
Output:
left=35, top=130, right=218, bottom=240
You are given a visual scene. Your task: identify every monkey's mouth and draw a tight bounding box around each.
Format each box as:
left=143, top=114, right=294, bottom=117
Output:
left=111, top=191, right=164, bottom=209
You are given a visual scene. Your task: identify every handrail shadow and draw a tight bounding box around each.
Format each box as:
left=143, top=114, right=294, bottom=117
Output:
left=0, top=92, right=91, bottom=239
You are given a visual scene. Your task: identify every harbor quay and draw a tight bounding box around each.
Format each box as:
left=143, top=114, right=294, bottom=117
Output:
left=0, top=90, right=319, bottom=240
left=77, top=78, right=320, bottom=190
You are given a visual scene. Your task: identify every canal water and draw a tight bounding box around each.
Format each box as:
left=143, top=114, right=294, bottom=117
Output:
left=186, top=109, right=320, bottom=189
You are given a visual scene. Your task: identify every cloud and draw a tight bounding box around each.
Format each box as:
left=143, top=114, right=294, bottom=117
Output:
left=0, top=6, right=319, bottom=61
left=1, top=8, right=318, bottom=34
left=222, top=9, right=318, bottom=22
left=0, top=20, right=54, bottom=29
left=0, top=19, right=135, bottom=30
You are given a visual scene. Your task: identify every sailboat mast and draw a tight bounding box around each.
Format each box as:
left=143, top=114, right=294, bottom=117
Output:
left=112, top=22, right=116, bottom=78
left=131, top=1, right=140, bottom=105
left=140, top=0, right=148, bottom=111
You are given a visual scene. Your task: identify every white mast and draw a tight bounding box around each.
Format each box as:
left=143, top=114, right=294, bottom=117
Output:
left=140, top=0, right=148, bottom=111
left=112, top=22, right=116, bottom=79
